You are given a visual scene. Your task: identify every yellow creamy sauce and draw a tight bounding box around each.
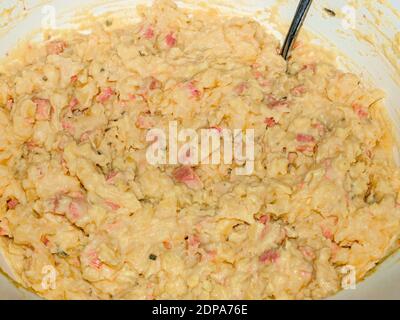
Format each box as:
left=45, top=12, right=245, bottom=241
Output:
left=0, top=0, right=400, bottom=300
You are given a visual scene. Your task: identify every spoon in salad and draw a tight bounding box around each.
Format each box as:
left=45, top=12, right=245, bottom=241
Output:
left=281, top=0, right=313, bottom=60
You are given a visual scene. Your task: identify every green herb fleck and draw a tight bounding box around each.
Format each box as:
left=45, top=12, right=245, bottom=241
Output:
left=323, top=8, right=336, bottom=17
left=149, top=254, right=157, bottom=261
left=105, top=20, right=113, bottom=27
left=56, top=250, right=69, bottom=258
left=42, top=76, right=48, bottom=82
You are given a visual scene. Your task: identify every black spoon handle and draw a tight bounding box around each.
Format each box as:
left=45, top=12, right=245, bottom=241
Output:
left=281, top=0, right=313, bottom=60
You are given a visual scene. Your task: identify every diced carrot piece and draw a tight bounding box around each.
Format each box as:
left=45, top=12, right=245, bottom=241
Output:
left=187, top=235, right=201, bottom=249
left=46, top=40, right=67, bottom=55
left=80, top=131, right=91, bottom=143
left=291, top=85, right=307, bottom=96
left=40, top=235, right=50, bottom=246
left=70, top=75, right=78, bottom=84
left=259, top=249, right=279, bottom=264
left=352, top=103, right=368, bottom=119
left=292, top=40, right=302, bottom=49
left=33, top=98, right=51, bottom=120
left=163, top=241, right=172, bottom=250
left=6, top=98, right=13, bottom=110
left=144, top=27, right=155, bottom=39
left=105, top=200, right=120, bottom=211
left=301, top=63, right=316, bottom=73
left=62, top=120, right=74, bottom=134
left=330, top=242, right=340, bottom=258
left=173, top=166, right=203, bottom=190
left=296, top=134, right=315, bottom=143
left=68, top=198, right=87, bottom=222
left=0, top=220, right=10, bottom=237
left=299, top=246, right=315, bottom=260
left=264, top=117, right=277, bottom=128
left=165, top=32, right=177, bottom=47
left=88, top=250, right=103, bottom=269
left=322, top=226, right=334, bottom=240
left=149, top=77, right=161, bottom=91
left=254, top=71, right=263, bottom=79
left=128, top=94, right=137, bottom=101
left=97, top=87, right=114, bottom=103
left=136, top=115, right=155, bottom=129
left=105, top=171, right=118, bottom=183
left=206, top=249, right=217, bottom=261
left=312, top=122, right=325, bottom=135
left=235, top=83, right=248, bottom=95
left=69, top=97, right=79, bottom=110
left=259, top=214, right=270, bottom=225
left=266, top=96, right=289, bottom=109
left=7, top=198, right=19, bottom=210
left=187, top=81, right=201, bottom=98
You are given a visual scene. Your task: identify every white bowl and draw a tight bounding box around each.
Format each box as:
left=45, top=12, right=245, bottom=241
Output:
left=0, top=0, right=399, bottom=300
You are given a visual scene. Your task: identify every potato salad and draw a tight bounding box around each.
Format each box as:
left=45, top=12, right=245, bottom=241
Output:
left=0, top=0, right=399, bottom=299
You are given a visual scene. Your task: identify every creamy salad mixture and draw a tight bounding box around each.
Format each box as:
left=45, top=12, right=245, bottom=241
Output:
left=0, top=0, right=400, bottom=300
